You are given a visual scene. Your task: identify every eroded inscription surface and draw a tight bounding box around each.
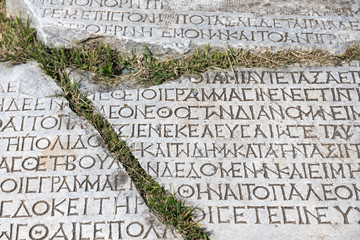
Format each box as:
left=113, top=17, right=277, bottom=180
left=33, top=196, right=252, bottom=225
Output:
left=89, top=65, right=360, bottom=239
left=6, top=0, right=360, bottom=55
left=0, top=62, right=181, bottom=239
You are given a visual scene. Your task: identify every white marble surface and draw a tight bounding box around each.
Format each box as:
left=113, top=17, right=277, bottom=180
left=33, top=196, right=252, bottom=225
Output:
left=0, top=62, right=181, bottom=239
left=87, top=65, right=360, bottom=239
left=6, top=0, right=360, bottom=56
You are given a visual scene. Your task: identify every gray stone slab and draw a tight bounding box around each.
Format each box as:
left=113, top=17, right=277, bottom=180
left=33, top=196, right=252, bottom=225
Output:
left=0, top=62, right=181, bottom=239
left=5, top=0, right=360, bottom=56
left=86, top=65, right=360, bottom=239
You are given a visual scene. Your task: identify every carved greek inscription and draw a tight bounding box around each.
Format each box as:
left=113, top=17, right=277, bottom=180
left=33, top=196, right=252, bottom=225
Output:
left=0, top=72, right=179, bottom=239
left=91, top=66, right=360, bottom=238
left=16, top=0, right=360, bottom=52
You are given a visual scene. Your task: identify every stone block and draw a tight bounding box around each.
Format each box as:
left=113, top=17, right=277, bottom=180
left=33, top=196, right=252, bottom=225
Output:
left=6, top=0, right=360, bottom=56
left=86, top=65, right=360, bottom=239
left=0, top=62, right=181, bottom=239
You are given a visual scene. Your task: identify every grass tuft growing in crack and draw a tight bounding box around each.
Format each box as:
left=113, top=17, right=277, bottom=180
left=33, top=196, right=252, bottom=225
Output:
left=60, top=70, right=209, bottom=240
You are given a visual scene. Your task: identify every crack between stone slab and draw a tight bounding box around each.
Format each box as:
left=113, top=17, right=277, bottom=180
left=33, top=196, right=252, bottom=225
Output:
left=48, top=69, right=201, bottom=239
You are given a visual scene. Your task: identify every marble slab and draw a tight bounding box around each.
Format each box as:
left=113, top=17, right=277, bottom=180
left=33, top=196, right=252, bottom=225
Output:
left=87, top=64, right=360, bottom=239
left=0, top=62, right=181, bottom=239
left=6, top=0, right=360, bottom=56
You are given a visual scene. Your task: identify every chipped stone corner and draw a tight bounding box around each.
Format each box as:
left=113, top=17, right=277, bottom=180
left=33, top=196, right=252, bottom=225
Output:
left=0, top=61, right=62, bottom=97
